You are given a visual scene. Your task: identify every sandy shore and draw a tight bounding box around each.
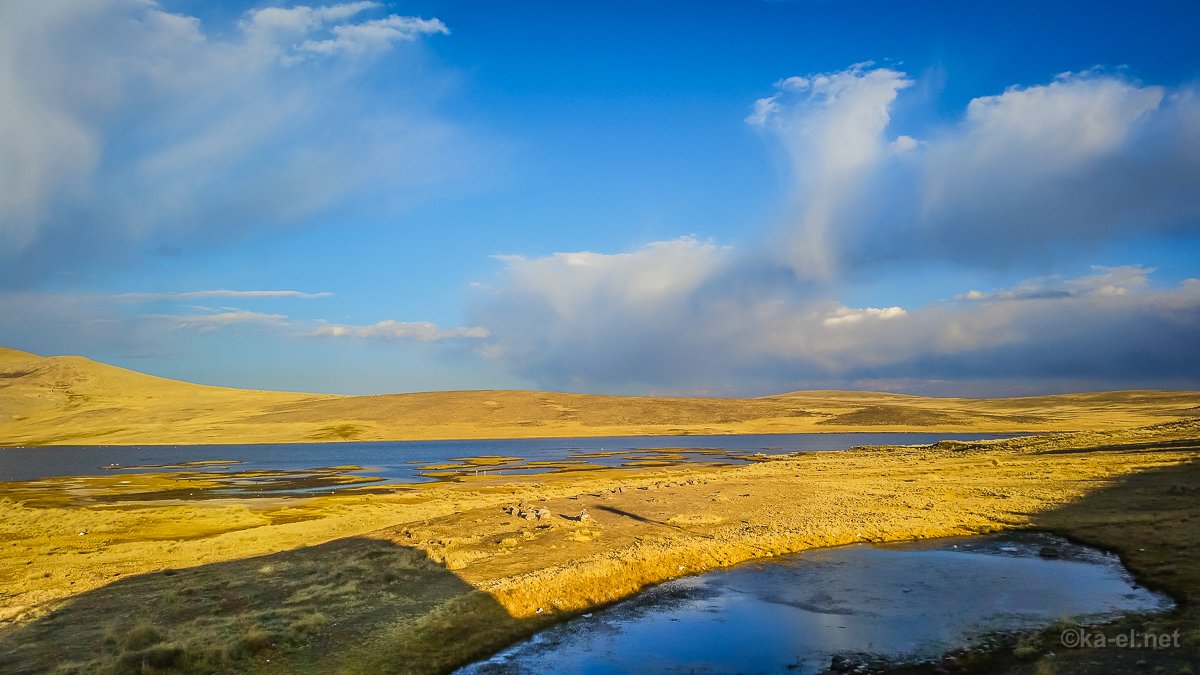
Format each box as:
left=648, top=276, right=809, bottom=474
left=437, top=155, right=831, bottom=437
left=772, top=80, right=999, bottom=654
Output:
left=2, top=421, right=1198, bottom=673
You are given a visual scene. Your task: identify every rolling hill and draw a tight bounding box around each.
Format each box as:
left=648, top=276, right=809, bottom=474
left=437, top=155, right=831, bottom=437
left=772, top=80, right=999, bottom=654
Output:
left=1, top=346, right=1197, bottom=446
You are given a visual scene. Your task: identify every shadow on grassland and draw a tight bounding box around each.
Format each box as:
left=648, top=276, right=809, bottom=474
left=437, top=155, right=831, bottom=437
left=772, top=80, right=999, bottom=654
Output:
left=974, top=452, right=1200, bottom=674
left=0, top=537, right=531, bottom=675
left=1030, top=454, right=1200, bottom=606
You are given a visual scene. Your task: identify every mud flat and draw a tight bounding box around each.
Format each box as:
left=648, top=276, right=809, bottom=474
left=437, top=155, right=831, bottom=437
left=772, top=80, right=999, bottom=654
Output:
left=1, top=421, right=1199, bottom=673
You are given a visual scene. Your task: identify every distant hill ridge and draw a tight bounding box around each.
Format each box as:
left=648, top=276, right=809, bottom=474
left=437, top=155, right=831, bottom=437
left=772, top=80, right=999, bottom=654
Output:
left=1, top=347, right=1197, bottom=446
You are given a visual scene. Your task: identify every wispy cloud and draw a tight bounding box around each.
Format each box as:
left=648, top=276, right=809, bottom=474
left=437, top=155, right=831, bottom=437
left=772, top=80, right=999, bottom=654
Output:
left=152, top=310, right=486, bottom=342
left=239, top=3, right=449, bottom=62
left=110, top=289, right=334, bottom=302
left=154, top=310, right=291, bottom=333
left=307, top=320, right=489, bottom=341
left=957, top=266, right=1151, bottom=302
left=0, top=290, right=483, bottom=353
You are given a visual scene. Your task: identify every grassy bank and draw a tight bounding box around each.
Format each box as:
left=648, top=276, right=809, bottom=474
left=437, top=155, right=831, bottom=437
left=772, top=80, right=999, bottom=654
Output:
left=2, top=421, right=1198, bottom=672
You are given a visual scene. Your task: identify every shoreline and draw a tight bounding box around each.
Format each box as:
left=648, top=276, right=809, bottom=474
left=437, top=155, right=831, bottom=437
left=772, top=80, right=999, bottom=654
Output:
left=0, top=428, right=1042, bottom=450
left=1, top=422, right=1198, bottom=672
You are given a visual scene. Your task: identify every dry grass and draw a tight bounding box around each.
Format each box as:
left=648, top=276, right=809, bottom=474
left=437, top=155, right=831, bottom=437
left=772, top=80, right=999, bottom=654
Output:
left=1, top=420, right=1198, bottom=673
left=2, top=346, right=1198, bottom=446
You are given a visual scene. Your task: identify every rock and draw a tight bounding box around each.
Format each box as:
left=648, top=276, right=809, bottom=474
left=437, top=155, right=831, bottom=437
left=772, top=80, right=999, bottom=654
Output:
left=575, top=509, right=591, bottom=522
left=1038, top=546, right=1061, bottom=559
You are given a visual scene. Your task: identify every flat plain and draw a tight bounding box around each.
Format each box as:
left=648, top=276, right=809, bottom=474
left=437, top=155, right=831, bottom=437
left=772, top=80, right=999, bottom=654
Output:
left=2, top=347, right=1199, bottom=673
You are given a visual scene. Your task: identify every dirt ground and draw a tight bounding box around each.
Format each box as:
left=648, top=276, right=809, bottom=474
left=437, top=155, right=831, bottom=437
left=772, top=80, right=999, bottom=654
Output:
left=1, top=421, right=1199, bottom=673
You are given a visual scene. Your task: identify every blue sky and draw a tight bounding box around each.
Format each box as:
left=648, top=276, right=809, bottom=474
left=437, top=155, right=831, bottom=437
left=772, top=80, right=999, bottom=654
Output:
left=2, top=0, right=1199, bottom=396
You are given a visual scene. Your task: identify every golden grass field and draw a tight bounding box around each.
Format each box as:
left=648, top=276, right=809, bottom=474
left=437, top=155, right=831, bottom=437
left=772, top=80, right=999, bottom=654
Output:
left=2, top=346, right=1198, bottom=446
left=2, top=347, right=1200, bottom=673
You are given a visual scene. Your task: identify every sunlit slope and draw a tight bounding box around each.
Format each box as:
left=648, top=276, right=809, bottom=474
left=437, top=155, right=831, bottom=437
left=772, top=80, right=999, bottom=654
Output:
left=0, top=347, right=332, bottom=445
left=1, top=347, right=1197, bottom=445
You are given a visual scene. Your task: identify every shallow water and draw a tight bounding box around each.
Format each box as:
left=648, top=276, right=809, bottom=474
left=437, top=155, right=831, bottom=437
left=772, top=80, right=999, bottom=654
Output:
left=0, top=432, right=1018, bottom=490
left=461, top=533, right=1172, bottom=674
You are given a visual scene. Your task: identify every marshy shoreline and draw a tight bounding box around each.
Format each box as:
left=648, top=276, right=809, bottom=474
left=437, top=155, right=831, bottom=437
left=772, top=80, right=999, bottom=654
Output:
left=2, top=421, right=1199, bottom=673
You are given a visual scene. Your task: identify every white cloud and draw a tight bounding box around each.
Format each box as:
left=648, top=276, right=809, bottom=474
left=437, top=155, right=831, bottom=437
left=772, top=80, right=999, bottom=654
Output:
left=308, top=320, right=489, bottom=341
left=0, top=1, right=462, bottom=284
left=299, top=15, right=448, bottom=57
left=468, top=238, right=1200, bottom=393
left=890, top=135, right=918, bottom=154
left=749, top=66, right=1200, bottom=274
left=822, top=305, right=907, bottom=326
left=239, top=3, right=447, bottom=62
left=748, top=63, right=913, bottom=279
left=240, top=2, right=379, bottom=43
left=961, top=70, right=1162, bottom=160
left=158, top=310, right=290, bottom=333
left=490, top=237, right=730, bottom=319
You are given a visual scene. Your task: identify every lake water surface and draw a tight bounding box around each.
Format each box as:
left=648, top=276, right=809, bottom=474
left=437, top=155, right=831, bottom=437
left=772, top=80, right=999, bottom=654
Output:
left=461, top=532, right=1171, bottom=674
left=0, top=432, right=1019, bottom=489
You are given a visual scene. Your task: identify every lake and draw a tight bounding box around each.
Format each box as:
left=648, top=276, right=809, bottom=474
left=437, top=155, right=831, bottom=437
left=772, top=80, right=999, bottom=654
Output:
left=0, top=432, right=1020, bottom=491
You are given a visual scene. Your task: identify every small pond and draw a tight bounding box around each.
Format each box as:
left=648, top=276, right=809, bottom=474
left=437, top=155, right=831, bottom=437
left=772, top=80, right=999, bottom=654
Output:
left=461, top=532, right=1172, bottom=674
